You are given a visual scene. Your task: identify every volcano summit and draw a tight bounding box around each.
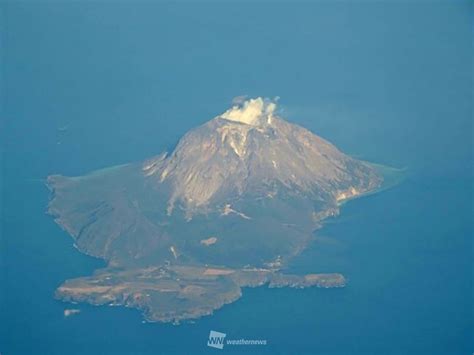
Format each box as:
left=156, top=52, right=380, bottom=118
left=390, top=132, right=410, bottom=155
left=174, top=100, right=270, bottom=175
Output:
left=47, top=97, right=387, bottom=323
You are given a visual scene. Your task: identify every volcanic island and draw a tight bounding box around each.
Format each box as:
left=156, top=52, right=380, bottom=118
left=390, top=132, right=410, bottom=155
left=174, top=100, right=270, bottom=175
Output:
left=47, top=98, right=396, bottom=323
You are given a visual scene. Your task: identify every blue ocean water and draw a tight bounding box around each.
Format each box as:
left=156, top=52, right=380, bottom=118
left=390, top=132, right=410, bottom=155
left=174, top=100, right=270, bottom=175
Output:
left=1, top=2, right=472, bottom=354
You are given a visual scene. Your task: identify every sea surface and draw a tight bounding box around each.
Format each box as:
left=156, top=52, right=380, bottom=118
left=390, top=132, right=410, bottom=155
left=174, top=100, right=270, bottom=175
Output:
left=1, top=2, right=472, bottom=354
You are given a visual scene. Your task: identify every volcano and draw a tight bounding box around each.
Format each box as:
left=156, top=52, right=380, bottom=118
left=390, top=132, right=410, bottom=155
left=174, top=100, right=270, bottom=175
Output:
left=47, top=97, right=386, bottom=323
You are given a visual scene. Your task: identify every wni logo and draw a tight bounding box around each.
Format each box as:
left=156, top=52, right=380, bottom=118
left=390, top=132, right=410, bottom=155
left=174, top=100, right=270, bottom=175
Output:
left=207, top=330, right=227, bottom=350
